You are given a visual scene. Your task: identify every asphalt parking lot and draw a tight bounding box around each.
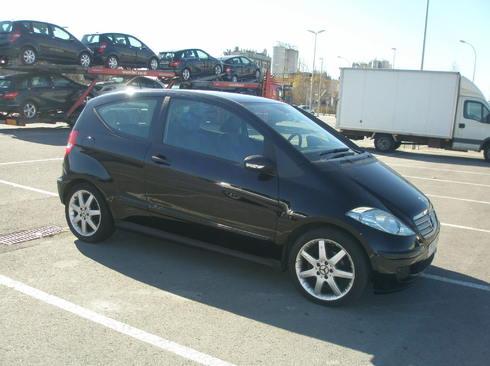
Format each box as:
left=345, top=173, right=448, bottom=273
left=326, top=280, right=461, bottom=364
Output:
left=0, top=121, right=489, bottom=366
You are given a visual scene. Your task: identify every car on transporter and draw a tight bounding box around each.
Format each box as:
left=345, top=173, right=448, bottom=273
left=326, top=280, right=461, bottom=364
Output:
left=0, top=20, right=92, bottom=67
left=58, top=89, right=439, bottom=306
left=158, top=49, right=223, bottom=81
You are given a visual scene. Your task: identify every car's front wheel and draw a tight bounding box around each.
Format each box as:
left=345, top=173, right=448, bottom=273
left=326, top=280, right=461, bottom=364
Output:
left=21, top=47, right=37, bottom=65
left=148, top=57, right=159, bottom=70
left=182, top=68, right=191, bottom=81
left=106, top=55, right=119, bottom=69
left=289, top=228, right=370, bottom=306
left=214, top=64, right=222, bottom=75
left=79, top=52, right=91, bottom=68
left=21, top=101, right=37, bottom=120
left=65, top=183, right=114, bottom=243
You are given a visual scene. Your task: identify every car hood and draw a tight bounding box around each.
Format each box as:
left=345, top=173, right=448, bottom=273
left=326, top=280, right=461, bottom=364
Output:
left=317, top=156, right=430, bottom=225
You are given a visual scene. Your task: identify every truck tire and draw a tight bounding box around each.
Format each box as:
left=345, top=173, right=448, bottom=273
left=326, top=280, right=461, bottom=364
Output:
left=483, top=144, right=490, bottom=162
left=374, top=134, right=395, bottom=152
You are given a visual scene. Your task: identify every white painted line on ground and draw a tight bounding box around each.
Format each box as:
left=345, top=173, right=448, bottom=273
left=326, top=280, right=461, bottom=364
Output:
left=0, top=274, right=234, bottom=366
left=441, top=222, right=490, bottom=234
left=404, top=175, right=490, bottom=188
left=0, top=157, right=63, bottom=166
left=427, top=194, right=490, bottom=205
left=0, top=179, right=57, bottom=197
left=421, top=273, right=490, bottom=292
left=382, top=162, right=490, bottom=177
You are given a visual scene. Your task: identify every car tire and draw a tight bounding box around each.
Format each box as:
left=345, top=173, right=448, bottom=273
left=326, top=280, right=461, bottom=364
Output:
left=374, top=134, right=396, bottom=152
left=214, top=64, right=222, bottom=75
left=106, top=55, right=119, bottom=69
left=20, top=47, right=37, bottom=65
left=483, top=143, right=490, bottom=162
left=255, top=69, right=261, bottom=81
left=288, top=227, right=370, bottom=306
left=148, top=57, right=159, bottom=70
left=21, top=101, right=38, bottom=120
left=182, top=68, right=191, bottom=81
left=79, top=52, right=91, bottom=68
left=393, top=141, right=402, bottom=150
left=231, top=75, right=238, bottom=82
left=65, top=183, right=115, bottom=243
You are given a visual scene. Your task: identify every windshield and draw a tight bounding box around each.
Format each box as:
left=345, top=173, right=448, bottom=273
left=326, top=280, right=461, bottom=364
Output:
left=243, top=102, right=354, bottom=161
left=0, top=21, right=13, bottom=33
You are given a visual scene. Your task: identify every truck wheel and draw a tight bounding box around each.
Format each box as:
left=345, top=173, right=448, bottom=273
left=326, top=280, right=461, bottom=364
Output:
left=483, top=144, right=490, bottom=162
left=374, top=134, right=395, bottom=152
left=393, top=141, right=402, bottom=150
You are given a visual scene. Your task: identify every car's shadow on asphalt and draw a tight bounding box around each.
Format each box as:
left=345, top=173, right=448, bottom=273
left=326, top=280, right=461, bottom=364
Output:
left=76, top=230, right=490, bottom=366
left=0, top=125, right=69, bottom=146
left=365, top=147, right=488, bottom=168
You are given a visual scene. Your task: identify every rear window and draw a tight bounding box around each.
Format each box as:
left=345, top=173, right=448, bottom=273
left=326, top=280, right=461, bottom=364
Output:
left=95, top=98, right=158, bottom=139
left=0, top=21, right=12, bottom=33
left=0, top=79, right=12, bottom=89
left=82, top=34, right=100, bottom=44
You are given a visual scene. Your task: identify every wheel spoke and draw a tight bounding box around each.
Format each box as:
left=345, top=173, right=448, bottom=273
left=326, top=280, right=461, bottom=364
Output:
left=70, top=203, right=80, bottom=214
left=77, top=191, right=85, bottom=207
left=73, top=214, right=82, bottom=223
left=81, top=220, right=87, bottom=234
left=86, top=218, right=97, bottom=231
left=318, top=240, right=327, bottom=261
left=314, top=277, right=324, bottom=295
left=329, top=249, right=346, bottom=265
left=89, top=209, right=100, bottom=216
left=301, top=251, right=317, bottom=266
left=299, top=268, right=317, bottom=279
left=333, top=269, right=353, bottom=279
left=326, top=277, right=342, bottom=296
left=85, top=194, right=94, bottom=208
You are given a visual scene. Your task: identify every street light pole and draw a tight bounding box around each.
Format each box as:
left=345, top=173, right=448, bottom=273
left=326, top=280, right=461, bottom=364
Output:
left=391, top=48, right=397, bottom=69
left=460, top=40, right=477, bottom=82
left=317, top=57, right=323, bottom=114
left=307, top=29, right=325, bottom=110
left=420, top=0, right=430, bottom=70
left=337, top=55, right=351, bottom=66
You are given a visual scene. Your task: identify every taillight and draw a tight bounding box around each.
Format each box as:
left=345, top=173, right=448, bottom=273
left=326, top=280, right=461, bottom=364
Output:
left=65, top=130, right=79, bottom=156
left=2, top=91, right=18, bottom=100
left=8, top=31, right=21, bottom=43
left=98, top=42, right=107, bottom=54
left=169, top=60, right=181, bottom=67
left=225, top=67, right=232, bottom=74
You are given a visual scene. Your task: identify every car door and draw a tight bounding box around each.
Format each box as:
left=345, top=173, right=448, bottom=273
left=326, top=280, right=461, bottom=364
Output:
left=240, top=57, right=254, bottom=78
left=112, top=34, right=134, bottom=65
left=49, top=25, right=76, bottom=62
left=28, top=75, right=54, bottom=111
left=231, top=57, right=244, bottom=78
left=453, top=98, right=490, bottom=150
left=145, top=96, right=279, bottom=242
left=30, top=22, right=52, bottom=59
left=195, top=49, right=212, bottom=76
left=127, top=36, right=146, bottom=66
left=49, top=75, right=81, bottom=108
left=183, top=49, right=199, bottom=75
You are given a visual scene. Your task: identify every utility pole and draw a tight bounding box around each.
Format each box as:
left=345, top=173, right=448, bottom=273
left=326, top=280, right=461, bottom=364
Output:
left=317, top=57, right=324, bottom=114
left=307, top=29, right=325, bottom=110
left=421, top=0, right=430, bottom=70
left=460, top=40, right=477, bottom=82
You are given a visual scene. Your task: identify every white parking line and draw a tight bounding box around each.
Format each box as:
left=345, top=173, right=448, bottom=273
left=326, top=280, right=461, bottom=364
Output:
left=404, top=175, right=490, bottom=188
left=0, top=274, right=234, bottom=366
left=0, top=179, right=57, bottom=197
left=382, top=162, right=490, bottom=177
left=441, top=223, right=490, bottom=234
left=0, top=157, right=63, bottom=166
left=421, top=273, right=490, bottom=292
left=426, top=194, right=490, bottom=205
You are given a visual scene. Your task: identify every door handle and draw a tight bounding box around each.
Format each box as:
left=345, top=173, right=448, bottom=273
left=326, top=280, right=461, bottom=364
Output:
left=151, top=154, right=169, bottom=165
left=459, top=123, right=465, bottom=128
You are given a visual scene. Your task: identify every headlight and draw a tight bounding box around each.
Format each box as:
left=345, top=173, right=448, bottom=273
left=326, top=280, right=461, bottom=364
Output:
left=346, top=207, right=415, bottom=236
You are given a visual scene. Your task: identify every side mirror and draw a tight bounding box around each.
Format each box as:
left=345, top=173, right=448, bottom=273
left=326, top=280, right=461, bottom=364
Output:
left=244, top=155, right=275, bottom=176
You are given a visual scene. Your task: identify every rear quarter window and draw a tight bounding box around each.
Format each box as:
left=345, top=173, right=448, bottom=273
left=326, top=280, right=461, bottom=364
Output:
left=0, top=21, right=12, bottom=33
left=95, top=98, right=158, bottom=139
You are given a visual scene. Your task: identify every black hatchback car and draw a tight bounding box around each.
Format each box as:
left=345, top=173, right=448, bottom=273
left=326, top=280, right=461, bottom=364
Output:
left=220, top=55, right=261, bottom=82
left=82, top=33, right=159, bottom=70
left=58, top=90, right=439, bottom=306
left=0, top=73, right=89, bottom=120
left=158, top=49, right=223, bottom=81
left=0, top=20, right=92, bottom=67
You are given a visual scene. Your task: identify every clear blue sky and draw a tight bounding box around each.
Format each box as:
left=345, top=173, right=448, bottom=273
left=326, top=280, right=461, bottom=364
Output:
left=6, top=0, right=490, bottom=98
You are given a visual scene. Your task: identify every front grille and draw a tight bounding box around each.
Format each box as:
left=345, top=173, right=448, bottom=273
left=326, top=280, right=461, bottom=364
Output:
left=413, top=209, right=438, bottom=239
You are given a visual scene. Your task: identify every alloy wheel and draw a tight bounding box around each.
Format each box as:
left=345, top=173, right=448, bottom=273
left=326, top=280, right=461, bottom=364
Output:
left=23, top=49, right=36, bottom=64
left=80, top=53, right=91, bottom=67
left=232, top=75, right=238, bottom=82
left=68, top=190, right=101, bottom=237
left=182, top=69, right=191, bottom=80
left=150, top=58, right=158, bottom=70
left=215, top=65, right=222, bottom=75
left=107, top=56, right=118, bottom=69
left=295, top=238, right=355, bottom=301
left=23, top=103, right=37, bottom=119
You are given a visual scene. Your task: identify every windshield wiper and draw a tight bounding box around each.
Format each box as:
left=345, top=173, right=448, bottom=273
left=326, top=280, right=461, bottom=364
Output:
left=319, top=148, right=350, bottom=156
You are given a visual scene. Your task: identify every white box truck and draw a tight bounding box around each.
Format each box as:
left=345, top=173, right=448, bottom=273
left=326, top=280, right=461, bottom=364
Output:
left=336, top=68, right=490, bottom=161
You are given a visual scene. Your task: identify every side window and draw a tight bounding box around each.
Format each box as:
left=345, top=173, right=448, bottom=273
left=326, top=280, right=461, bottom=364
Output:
left=51, top=75, right=72, bottom=87
left=113, top=34, right=128, bottom=46
left=52, top=26, right=71, bottom=40
left=30, top=76, right=51, bottom=88
left=464, top=101, right=483, bottom=122
left=127, top=36, right=142, bottom=48
left=240, top=57, right=250, bottom=65
left=196, top=50, right=209, bottom=60
left=96, top=98, right=158, bottom=139
left=17, top=78, right=29, bottom=89
left=183, top=50, right=196, bottom=59
left=140, top=78, right=161, bottom=89
left=163, top=99, right=265, bottom=163
left=32, top=22, right=49, bottom=36
left=483, top=105, right=490, bottom=123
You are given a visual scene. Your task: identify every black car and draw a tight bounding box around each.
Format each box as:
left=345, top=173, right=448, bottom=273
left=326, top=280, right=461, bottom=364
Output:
left=58, top=90, right=439, bottom=306
left=82, top=33, right=159, bottom=70
left=94, top=76, right=164, bottom=95
left=158, top=49, right=223, bottom=81
left=220, top=55, right=261, bottom=82
left=0, top=73, right=89, bottom=120
left=0, top=20, right=92, bottom=67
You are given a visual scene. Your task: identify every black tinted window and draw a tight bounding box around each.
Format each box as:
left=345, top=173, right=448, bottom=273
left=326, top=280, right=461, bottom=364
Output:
left=51, top=76, right=72, bottom=87
left=30, top=76, right=51, bottom=88
left=163, top=99, right=264, bottom=163
left=96, top=98, right=158, bottom=138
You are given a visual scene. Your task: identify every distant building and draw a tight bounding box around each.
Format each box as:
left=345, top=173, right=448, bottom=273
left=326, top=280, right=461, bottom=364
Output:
left=352, top=59, right=392, bottom=69
left=272, top=43, right=299, bottom=76
left=223, top=47, right=271, bottom=74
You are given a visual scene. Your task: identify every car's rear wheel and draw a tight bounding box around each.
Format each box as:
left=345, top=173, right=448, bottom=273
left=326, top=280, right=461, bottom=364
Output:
left=65, top=183, right=114, bottom=243
left=21, top=101, right=37, bottom=120
left=255, top=69, right=261, bottom=81
left=374, top=134, right=396, bottom=152
left=79, top=52, right=91, bottom=67
left=182, top=68, right=191, bottom=81
left=214, top=64, right=222, bottom=75
left=106, top=55, right=119, bottom=69
left=21, top=47, right=36, bottom=65
left=231, top=75, right=238, bottom=82
left=483, top=143, right=490, bottom=162
left=148, top=57, right=159, bottom=70
left=289, top=228, right=370, bottom=306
